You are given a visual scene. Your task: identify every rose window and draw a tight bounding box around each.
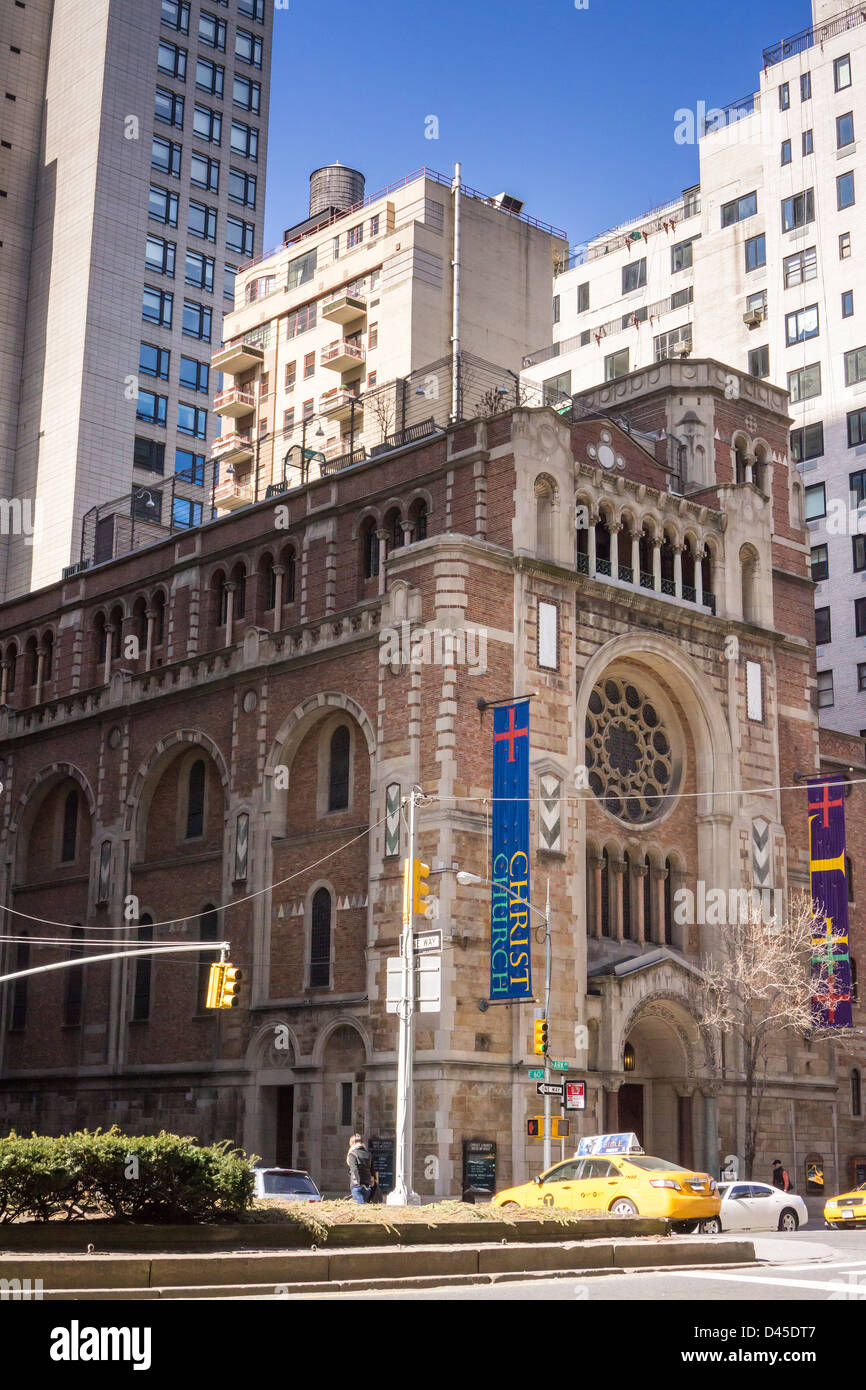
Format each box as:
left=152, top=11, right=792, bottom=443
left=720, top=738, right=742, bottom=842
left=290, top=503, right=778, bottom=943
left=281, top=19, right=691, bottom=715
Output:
left=584, top=677, right=674, bottom=823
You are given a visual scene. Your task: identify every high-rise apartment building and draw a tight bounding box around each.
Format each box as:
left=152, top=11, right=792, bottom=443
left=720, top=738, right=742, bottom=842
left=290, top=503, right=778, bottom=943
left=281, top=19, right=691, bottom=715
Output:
left=523, top=0, right=866, bottom=735
left=0, top=0, right=273, bottom=600
left=210, top=166, right=566, bottom=510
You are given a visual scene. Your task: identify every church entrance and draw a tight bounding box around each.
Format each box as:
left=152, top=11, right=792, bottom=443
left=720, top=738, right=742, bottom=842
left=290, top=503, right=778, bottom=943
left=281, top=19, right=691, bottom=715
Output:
left=621, top=1002, right=701, bottom=1165
left=618, top=1084, right=645, bottom=1146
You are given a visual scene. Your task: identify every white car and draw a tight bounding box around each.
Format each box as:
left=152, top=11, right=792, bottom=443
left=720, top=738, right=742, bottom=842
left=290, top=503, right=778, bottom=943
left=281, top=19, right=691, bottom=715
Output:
left=707, top=1181, right=809, bottom=1233
left=251, top=1167, right=322, bottom=1203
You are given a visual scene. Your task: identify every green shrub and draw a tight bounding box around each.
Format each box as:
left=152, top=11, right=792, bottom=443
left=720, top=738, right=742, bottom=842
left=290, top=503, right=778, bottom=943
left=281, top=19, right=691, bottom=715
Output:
left=0, top=1128, right=254, bottom=1223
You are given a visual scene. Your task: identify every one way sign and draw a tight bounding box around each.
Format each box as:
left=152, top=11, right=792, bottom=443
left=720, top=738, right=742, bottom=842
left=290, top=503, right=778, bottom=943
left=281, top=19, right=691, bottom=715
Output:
left=536, top=1082, right=564, bottom=1098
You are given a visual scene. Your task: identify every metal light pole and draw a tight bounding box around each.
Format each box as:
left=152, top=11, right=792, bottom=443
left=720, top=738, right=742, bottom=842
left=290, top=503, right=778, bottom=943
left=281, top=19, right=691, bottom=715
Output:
left=387, top=787, right=421, bottom=1205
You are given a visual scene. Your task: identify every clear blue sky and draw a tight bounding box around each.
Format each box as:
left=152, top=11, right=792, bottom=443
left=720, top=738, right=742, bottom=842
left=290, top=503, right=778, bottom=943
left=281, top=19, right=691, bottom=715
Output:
left=265, top=0, right=812, bottom=251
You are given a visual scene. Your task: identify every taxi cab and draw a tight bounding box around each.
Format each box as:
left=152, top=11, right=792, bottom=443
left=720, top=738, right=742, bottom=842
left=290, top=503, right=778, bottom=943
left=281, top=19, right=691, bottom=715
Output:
left=824, top=1182, right=866, bottom=1228
left=492, top=1133, right=720, bottom=1227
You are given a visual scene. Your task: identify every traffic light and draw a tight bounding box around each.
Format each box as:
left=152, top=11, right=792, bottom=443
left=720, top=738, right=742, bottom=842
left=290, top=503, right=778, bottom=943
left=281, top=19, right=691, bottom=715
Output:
left=534, top=1018, right=549, bottom=1056
left=527, top=1117, right=544, bottom=1138
left=205, top=963, right=225, bottom=1010
left=218, top=964, right=243, bottom=1009
left=402, top=858, right=431, bottom=923
left=550, top=1117, right=570, bottom=1140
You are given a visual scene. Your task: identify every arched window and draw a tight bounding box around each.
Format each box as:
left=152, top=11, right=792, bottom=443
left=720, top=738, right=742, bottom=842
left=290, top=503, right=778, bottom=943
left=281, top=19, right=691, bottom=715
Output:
left=283, top=547, right=297, bottom=603
left=387, top=510, right=404, bottom=552
left=664, top=857, right=674, bottom=945
left=42, top=632, right=54, bottom=683
left=63, top=926, right=85, bottom=1027
left=535, top=476, right=556, bottom=560
left=186, top=759, right=206, bottom=839
left=328, top=725, right=350, bottom=812
left=133, top=914, right=154, bottom=1022
left=660, top=536, right=675, bottom=595
left=134, top=599, right=148, bottom=650
left=410, top=499, right=428, bottom=542
left=361, top=521, right=379, bottom=580
left=153, top=591, right=166, bottom=647
left=212, top=571, right=228, bottom=626
left=681, top=541, right=696, bottom=598
left=701, top=546, right=714, bottom=606
left=309, top=887, right=332, bottom=988
left=741, top=548, right=759, bottom=623
left=735, top=444, right=749, bottom=485
left=600, top=847, right=610, bottom=938
left=61, top=790, right=79, bottom=863
left=26, top=636, right=38, bottom=686
left=197, top=906, right=219, bottom=1011
left=231, top=563, right=247, bottom=620
left=110, top=606, right=123, bottom=661
left=595, top=513, right=612, bottom=573
left=259, top=553, right=275, bottom=611
left=853, top=1068, right=862, bottom=1118
left=622, top=852, right=632, bottom=940
left=5, top=643, right=17, bottom=694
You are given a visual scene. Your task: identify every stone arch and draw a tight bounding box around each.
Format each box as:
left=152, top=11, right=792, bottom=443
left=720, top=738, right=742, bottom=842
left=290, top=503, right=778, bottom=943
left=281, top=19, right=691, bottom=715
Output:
left=246, top=1018, right=302, bottom=1071
left=10, top=761, right=97, bottom=838
left=351, top=505, right=382, bottom=541
left=311, top=1013, right=373, bottom=1068
left=124, top=729, right=230, bottom=849
left=618, top=989, right=713, bottom=1082
left=265, top=693, right=376, bottom=837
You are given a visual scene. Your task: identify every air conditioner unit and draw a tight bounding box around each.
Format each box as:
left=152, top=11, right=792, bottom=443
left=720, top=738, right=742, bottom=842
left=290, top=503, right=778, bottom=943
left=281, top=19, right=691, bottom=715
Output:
left=493, top=192, right=525, bottom=216
left=743, top=308, right=764, bottom=327
left=672, top=342, right=692, bottom=357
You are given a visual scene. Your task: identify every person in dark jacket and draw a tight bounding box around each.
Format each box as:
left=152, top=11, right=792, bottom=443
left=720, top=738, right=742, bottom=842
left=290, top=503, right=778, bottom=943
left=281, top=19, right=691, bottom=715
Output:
left=347, top=1135, right=373, bottom=1203
left=771, top=1159, right=792, bottom=1192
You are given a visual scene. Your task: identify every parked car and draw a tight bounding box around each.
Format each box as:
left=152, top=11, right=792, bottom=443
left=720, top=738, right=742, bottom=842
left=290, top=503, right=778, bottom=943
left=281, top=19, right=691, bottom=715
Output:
left=492, top=1151, right=720, bottom=1227
left=824, top=1182, right=866, bottom=1228
left=705, top=1181, right=808, bottom=1233
left=251, top=1167, right=322, bottom=1203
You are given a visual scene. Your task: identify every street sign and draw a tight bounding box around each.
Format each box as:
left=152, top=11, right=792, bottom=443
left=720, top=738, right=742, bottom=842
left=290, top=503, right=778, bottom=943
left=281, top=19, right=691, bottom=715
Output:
left=550, top=1059, right=569, bottom=1071
left=414, top=931, right=441, bottom=954
left=527, top=1068, right=545, bottom=1080
left=565, top=1080, right=587, bottom=1111
left=386, top=954, right=442, bottom=1013
left=536, top=1082, right=564, bottom=1098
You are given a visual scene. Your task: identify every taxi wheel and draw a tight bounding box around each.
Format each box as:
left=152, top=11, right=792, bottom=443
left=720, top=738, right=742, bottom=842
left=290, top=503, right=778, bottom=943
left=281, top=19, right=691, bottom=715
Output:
left=778, top=1208, right=799, bottom=1233
left=697, top=1216, right=722, bottom=1235
left=499, top=1201, right=520, bottom=1209
left=610, top=1198, right=638, bottom=1216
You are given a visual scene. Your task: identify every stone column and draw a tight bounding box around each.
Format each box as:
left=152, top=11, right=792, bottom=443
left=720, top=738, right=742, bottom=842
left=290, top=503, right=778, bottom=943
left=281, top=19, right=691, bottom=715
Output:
left=677, top=1086, right=695, bottom=1169
left=401, top=523, right=413, bottom=547
left=103, top=625, right=115, bottom=686
left=633, top=862, right=648, bottom=943
left=589, top=853, right=603, bottom=938
left=587, top=513, right=597, bottom=576
left=630, top=529, right=640, bottom=581
left=673, top=544, right=683, bottom=599
left=224, top=581, right=236, bottom=648
left=610, top=522, right=621, bottom=578
left=652, top=536, right=662, bottom=590
left=604, top=1081, right=622, bottom=1132
left=272, top=564, right=285, bottom=633
left=611, top=858, right=626, bottom=941
left=744, top=451, right=755, bottom=486
left=34, top=645, right=45, bottom=704
left=144, top=608, right=156, bottom=671
left=651, top=865, right=667, bottom=944
left=376, top=530, right=388, bottom=596
left=702, top=1086, right=720, bottom=1179
left=695, top=547, right=704, bottom=606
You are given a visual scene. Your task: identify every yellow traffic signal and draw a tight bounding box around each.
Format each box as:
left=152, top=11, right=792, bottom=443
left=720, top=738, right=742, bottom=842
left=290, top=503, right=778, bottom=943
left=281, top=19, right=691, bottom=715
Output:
left=533, top=1018, right=549, bottom=1056
left=412, top=860, right=430, bottom=915
left=205, top=963, right=225, bottom=1010
left=218, top=964, right=243, bottom=1009
left=527, top=1117, right=544, bottom=1138
left=551, top=1117, right=570, bottom=1140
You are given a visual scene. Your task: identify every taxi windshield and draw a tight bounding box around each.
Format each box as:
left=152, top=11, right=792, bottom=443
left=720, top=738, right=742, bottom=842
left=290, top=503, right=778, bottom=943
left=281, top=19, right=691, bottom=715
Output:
left=623, top=1155, right=686, bottom=1173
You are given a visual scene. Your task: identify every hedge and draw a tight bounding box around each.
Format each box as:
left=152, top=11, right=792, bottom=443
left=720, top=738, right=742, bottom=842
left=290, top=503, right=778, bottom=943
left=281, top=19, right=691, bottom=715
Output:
left=0, top=1128, right=255, bottom=1223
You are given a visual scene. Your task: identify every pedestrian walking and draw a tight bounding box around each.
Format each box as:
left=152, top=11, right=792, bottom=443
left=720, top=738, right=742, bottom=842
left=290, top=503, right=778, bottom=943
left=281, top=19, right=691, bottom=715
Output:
left=347, top=1134, right=374, bottom=1204
left=771, top=1158, right=792, bottom=1192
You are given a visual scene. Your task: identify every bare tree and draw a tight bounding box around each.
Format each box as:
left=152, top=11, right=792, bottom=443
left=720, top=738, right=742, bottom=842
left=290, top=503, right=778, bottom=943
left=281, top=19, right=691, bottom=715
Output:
left=366, top=384, right=397, bottom=444
left=697, top=891, right=850, bottom=1179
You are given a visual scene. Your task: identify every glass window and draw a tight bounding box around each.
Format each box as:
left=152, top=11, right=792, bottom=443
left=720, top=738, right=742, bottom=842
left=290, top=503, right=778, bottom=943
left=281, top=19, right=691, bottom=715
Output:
left=139, top=343, right=170, bottom=380
left=837, top=112, right=855, bottom=149
left=721, top=191, right=757, bottom=227
left=815, top=606, right=831, bottom=645
left=182, top=299, right=212, bottom=341
left=802, top=129, right=813, bottom=156
left=810, top=544, right=828, bottom=582
left=238, top=0, right=265, bottom=19
left=193, top=103, right=222, bottom=144
left=195, top=58, right=224, bottom=97
left=149, top=185, right=178, bottom=227
left=784, top=246, right=817, bottom=287
left=186, top=761, right=205, bottom=838
left=224, top=263, right=238, bottom=302
left=154, top=86, right=184, bottom=128
left=173, top=495, right=203, bottom=529
left=161, top=0, right=189, bottom=32
left=857, top=598, right=866, bottom=639
left=328, top=726, right=351, bottom=811
left=185, top=249, right=214, bottom=291
left=670, top=286, right=693, bottom=310
left=781, top=138, right=792, bottom=165
left=309, top=888, right=332, bottom=988
left=179, top=355, right=209, bottom=393
left=841, top=231, right=852, bottom=259
left=577, top=281, right=589, bottom=313
left=835, top=54, right=852, bottom=91
left=801, top=71, right=811, bottom=101
left=671, top=239, right=694, bottom=272
left=157, top=39, right=186, bottom=79
left=785, top=304, right=819, bottom=345
left=134, top=437, right=165, bottom=474
left=370, top=214, right=380, bottom=237
left=177, top=402, right=207, bottom=438
left=654, top=324, right=692, bottom=361
left=781, top=189, right=814, bottom=232
left=145, top=233, right=175, bottom=277
left=788, top=363, right=821, bottom=403
left=838, top=172, right=855, bottom=210
left=748, top=345, right=770, bottom=379
left=779, top=82, right=790, bottom=110
left=604, top=348, right=630, bottom=380
left=845, top=347, right=866, bottom=386
left=233, top=74, right=261, bottom=113
left=136, top=389, right=167, bottom=426
left=848, top=413, right=866, bottom=449
left=198, top=11, right=226, bottom=48
left=230, top=119, right=258, bottom=161
left=142, top=286, right=173, bottom=327
left=859, top=664, right=866, bottom=693
left=745, top=233, right=766, bottom=272
left=850, top=470, right=866, bottom=506
left=229, top=168, right=256, bottom=206
left=793, top=423, right=824, bottom=463
left=287, top=302, right=317, bottom=339
left=843, top=290, right=854, bottom=319
left=235, top=28, right=263, bottom=66
left=553, top=294, right=560, bottom=324
left=190, top=152, right=219, bottom=191
left=805, top=482, right=826, bottom=519
left=543, top=370, right=572, bottom=405
left=347, top=223, right=364, bottom=249
left=188, top=200, right=217, bottom=241
left=853, top=535, right=866, bottom=573
left=817, top=671, right=834, bottom=708
left=175, top=449, right=206, bottom=484
left=622, top=305, right=648, bottom=329
left=621, top=258, right=646, bottom=293
left=226, top=215, right=254, bottom=257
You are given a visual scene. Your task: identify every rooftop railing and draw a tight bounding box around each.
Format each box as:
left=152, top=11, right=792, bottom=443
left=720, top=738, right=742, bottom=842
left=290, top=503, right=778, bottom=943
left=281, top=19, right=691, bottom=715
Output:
left=557, top=193, right=700, bottom=274
left=762, top=2, right=866, bottom=66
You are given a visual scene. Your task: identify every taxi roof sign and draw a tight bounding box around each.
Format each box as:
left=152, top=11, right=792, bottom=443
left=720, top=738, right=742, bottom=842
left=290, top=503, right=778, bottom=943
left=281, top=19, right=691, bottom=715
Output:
left=576, top=1132, right=644, bottom=1157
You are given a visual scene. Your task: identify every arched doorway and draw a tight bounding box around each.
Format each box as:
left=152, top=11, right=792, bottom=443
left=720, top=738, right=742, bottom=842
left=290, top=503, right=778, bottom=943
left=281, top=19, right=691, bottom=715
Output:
left=617, top=1000, right=705, bottom=1168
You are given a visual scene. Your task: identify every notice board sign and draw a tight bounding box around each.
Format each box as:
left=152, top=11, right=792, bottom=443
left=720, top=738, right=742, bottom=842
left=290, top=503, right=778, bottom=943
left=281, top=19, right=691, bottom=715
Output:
left=462, top=1139, right=496, bottom=1198
left=565, top=1080, right=587, bottom=1111
left=369, top=1138, right=395, bottom=1195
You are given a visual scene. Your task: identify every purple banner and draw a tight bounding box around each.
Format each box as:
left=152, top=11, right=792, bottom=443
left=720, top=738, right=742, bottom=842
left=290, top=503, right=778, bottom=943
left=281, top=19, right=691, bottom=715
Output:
left=490, top=701, right=533, bottom=1002
left=808, top=772, right=853, bottom=1029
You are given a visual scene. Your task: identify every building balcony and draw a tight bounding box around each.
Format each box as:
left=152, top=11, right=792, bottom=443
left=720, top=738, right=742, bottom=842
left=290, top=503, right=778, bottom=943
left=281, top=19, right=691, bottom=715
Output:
left=321, top=292, right=367, bottom=327
left=321, top=339, right=366, bottom=372
left=212, top=341, right=265, bottom=375
left=320, top=388, right=364, bottom=424
left=211, top=431, right=254, bottom=466
left=213, top=476, right=254, bottom=511
left=214, top=388, right=256, bottom=419
left=577, top=549, right=716, bottom=614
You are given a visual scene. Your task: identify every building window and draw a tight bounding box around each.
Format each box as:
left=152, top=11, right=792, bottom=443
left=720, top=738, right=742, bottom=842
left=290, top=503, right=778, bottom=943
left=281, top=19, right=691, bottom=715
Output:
left=233, top=74, right=261, bottom=113
left=805, top=482, right=826, bottom=519
left=858, top=663, right=866, bottom=693
left=179, top=355, right=209, bottom=394
left=195, top=57, right=224, bottom=98
left=341, top=1081, right=353, bottom=1127
left=785, top=304, right=819, bottom=345
left=793, top=423, right=824, bottom=464
left=604, top=348, right=629, bottom=381
left=621, top=258, right=646, bottom=293
left=802, top=129, right=813, bottom=156
left=224, top=263, right=238, bottom=301
left=177, top=402, right=207, bottom=438
left=788, top=363, right=821, bottom=403
left=671, top=239, right=694, bottom=272
left=838, top=172, right=856, bottom=211
left=851, top=471, right=866, bottom=506
left=721, top=191, right=757, bottom=227
left=230, top=119, right=258, bottom=161
left=151, top=135, right=181, bottom=179
left=800, top=71, right=811, bottom=101
left=745, top=233, right=766, bottom=272
left=303, top=351, right=315, bottom=380
left=845, top=347, right=866, bottom=387
left=182, top=300, right=212, bottom=341
left=235, top=28, right=263, bottom=67
left=848, top=857, right=856, bottom=905
left=817, top=670, right=835, bottom=708
left=190, top=152, right=219, bottom=192
left=229, top=168, right=257, bottom=207
left=185, top=249, right=214, bottom=291
left=840, top=232, right=852, bottom=260
left=140, top=343, right=170, bottom=380
left=779, top=82, right=790, bottom=110
left=309, top=888, right=332, bottom=989
left=655, top=324, right=692, bottom=361
left=173, top=497, right=202, bottom=529
left=857, top=597, right=866, bottom=638
left=328, top=726, right=350, bottom=812
left=149, top=185, right=178, bottom=227
left=238, top=0, right=265, bottom=20
left=853, top=536, right=866, bottom=573
left=848, top=412, right=866, bottom=448
left=61, top=790, right=79, bottom=862
left=577, top=281, right=589, bottom=313
left=186, top=760, right=206, bottom=839
left=157, top=39, right=187, bottom=79
left=136, top=389, right=168, bottom=426
left=175, top=449, right=205, bottom=484
left=781, top=138, right=792, bottom=166
left=543, top=370, right=571, bottom=404
left=552, top=294, right=560, bottom=324
left=835, top=54, right=852, bottom=92
left=161, top=0, right=189, bottom=32
left=748, top=345, right=769, bottom=379
left=843, top=290, right=854, bottom=319
left=837, top=112, right=855, bottom=149
left=193, top=103, right=222, bottom=144
left=347, top=224, right=364, bottom=249
left=783, top=246, right=817, bottom=288
left=815, top=606, right=831, bottom=645
left=622, top=306, right=648, bottom=330
left=134, top=437, right=165, bottom=474
left=188, top=200, right=217, bottom=241
left=670, top=286, right=693, bottom=310
left=145, top=234, right=176, bottom=278
left=287, top=302, right=317, bottom=339
left=198, top=11, right=226, bottom=49
left=781, top=188, right=814, bottom=232
left=132, top=915, right=153, bottom=1022
left=362, top=520, right=379, bottom=579
left=811, top=544, right=828, bottom=581
left=226, top=215, right=254, bottom=257
left=155, top=85, right=184, bottom=128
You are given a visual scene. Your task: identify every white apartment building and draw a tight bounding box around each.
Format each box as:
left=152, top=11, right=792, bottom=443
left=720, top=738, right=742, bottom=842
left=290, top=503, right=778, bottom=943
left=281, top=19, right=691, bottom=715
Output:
left=211, top=166, right=566, bottom=509
left=0, top=0, right=273, bottom=600
left=523, top=0, right=866, bottom=735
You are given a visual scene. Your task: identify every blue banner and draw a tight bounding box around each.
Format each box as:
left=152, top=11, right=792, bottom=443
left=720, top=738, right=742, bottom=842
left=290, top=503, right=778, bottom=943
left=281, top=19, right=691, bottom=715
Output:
left=490, top=700, right=533, bottom=1002
left=808, top=773, right=853, bottom=1029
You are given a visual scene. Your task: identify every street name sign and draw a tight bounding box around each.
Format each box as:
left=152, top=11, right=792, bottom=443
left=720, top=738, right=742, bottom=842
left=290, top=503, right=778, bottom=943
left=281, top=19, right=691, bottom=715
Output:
left=536, top=1082, right=564, bottom=1098
left=550, top=1059, right=569, bottom=1071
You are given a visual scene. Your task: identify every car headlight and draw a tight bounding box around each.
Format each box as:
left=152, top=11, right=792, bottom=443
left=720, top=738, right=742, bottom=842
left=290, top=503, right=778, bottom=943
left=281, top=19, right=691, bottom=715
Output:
left=650, top=1179, right=681, bottom=1190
